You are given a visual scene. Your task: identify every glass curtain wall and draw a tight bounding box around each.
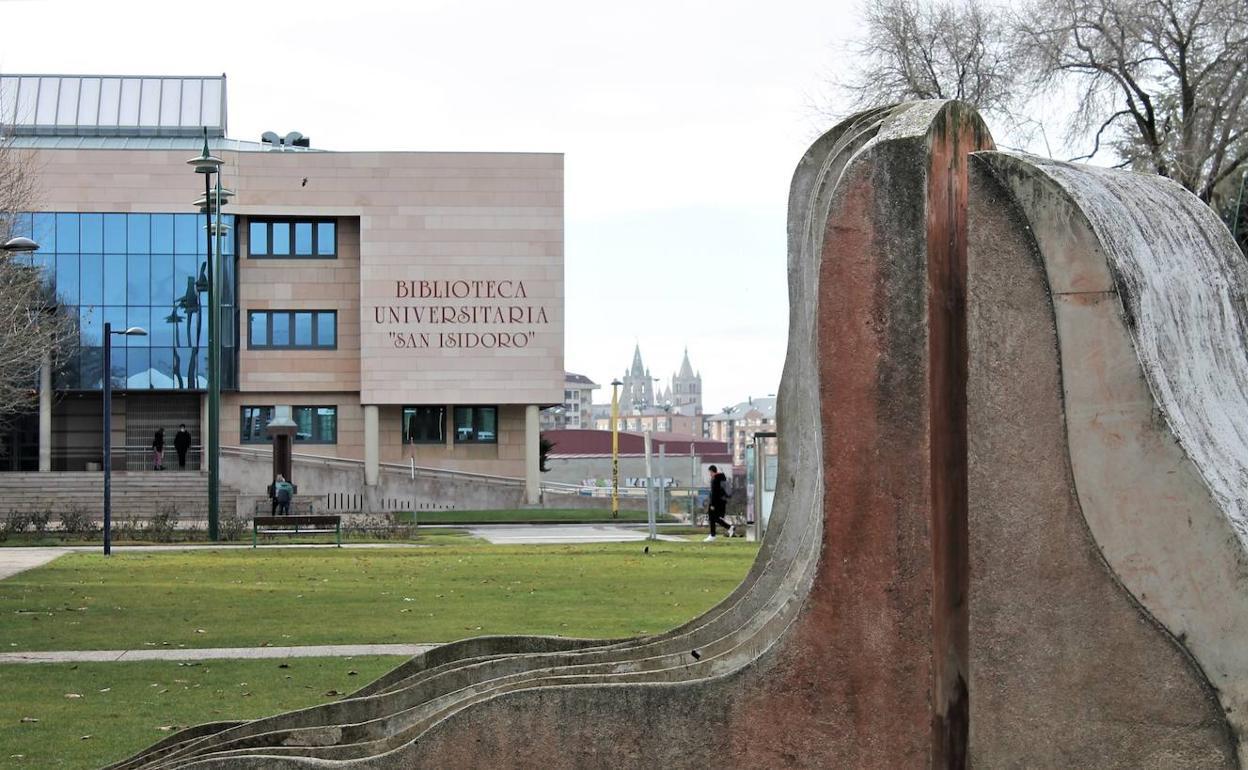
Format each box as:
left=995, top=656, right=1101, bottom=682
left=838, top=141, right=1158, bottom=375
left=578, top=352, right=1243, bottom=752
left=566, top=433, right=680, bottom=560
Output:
left=8, top=212, right=237, bottom=390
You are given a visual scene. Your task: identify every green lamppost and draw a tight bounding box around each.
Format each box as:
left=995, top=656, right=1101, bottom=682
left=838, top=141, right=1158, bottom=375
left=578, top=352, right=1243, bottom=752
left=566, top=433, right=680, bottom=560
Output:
left=187, top=131, right=226, bottom=540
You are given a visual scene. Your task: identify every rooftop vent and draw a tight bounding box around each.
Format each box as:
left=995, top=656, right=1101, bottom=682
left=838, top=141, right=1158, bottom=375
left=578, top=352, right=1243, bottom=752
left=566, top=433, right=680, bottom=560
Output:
left=261, top=130, right=310, bottom=150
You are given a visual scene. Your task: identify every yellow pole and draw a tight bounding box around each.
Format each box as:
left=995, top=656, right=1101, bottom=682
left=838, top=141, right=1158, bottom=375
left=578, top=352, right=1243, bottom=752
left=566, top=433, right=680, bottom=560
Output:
left=610, top=379, right=621, bottom=518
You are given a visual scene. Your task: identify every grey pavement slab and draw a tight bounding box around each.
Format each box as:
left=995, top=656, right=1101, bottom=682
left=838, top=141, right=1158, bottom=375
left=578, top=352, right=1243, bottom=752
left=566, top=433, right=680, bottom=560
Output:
left=467, top=523, right=686, bottom=544
left=0, top=548, right=67, bottom=580
left=0, top=643, right=437, bottom=664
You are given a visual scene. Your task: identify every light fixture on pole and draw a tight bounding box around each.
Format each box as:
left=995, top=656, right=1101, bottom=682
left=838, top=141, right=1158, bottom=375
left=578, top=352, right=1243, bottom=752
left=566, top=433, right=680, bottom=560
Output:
left=187, top=129, right=225, bottom=541
left=103, top=323, right=147, bottom=556
left=610, top=379, right=622, bottom=519
left=1, top=236, right=40, bottom=255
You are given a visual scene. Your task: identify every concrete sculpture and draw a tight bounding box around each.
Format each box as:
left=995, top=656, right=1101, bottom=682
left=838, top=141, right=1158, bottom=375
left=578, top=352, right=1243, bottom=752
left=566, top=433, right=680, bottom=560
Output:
left=109, top=101, right=1246, bottom=768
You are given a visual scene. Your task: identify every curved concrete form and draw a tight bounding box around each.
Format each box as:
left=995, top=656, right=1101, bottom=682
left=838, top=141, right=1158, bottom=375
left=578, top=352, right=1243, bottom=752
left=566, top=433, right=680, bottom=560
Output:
left=109, top=101, right=993, bottom=769
left=967, top=152, right=1243, bottom=766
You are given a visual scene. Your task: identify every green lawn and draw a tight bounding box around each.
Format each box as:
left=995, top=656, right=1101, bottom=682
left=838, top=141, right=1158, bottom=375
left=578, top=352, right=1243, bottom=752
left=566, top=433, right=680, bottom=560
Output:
left=0, top=656, right=404, bottom=769
left=396, top=508, right=678, bottom=524
left=0, top=542, right=756, bottom=651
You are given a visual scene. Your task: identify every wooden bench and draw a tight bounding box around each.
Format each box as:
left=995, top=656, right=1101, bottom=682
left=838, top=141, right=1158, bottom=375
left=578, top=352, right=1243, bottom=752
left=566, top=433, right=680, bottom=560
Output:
left=252, top=515, right=342, bottom=547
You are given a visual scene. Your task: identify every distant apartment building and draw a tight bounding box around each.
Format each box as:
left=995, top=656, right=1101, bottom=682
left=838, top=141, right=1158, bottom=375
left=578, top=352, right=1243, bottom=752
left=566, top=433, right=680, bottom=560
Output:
left=539, top=372, right=599, bottom=430
left=704, top=396, right=776, bottom=467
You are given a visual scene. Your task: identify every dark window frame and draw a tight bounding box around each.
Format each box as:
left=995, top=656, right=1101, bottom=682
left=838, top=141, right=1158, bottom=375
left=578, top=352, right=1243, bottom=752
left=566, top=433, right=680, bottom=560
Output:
left=453, top=405, right=498, bottom=444
left=402, top=405, right=447, bottom=445
left=247, top=310, right=337, bottom=350
left=247, top=217, right=337, bottom=259
left=240, top=404, right=338, bottom=444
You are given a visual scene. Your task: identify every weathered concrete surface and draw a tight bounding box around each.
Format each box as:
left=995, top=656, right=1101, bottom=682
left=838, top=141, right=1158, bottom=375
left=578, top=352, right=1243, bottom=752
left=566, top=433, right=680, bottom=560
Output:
left=0, top=548, right=65, bottom=580
left=109, top=102, right=994, bottom=770
left=967, top=156, right=1237, bottom=767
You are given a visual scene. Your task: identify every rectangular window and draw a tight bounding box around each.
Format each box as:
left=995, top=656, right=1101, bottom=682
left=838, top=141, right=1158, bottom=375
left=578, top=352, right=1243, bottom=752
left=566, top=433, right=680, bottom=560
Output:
left=402, top=406, right=446, bottom=444
left=249, top=221, right=268, bottom=255
left=241, top=405, right=337, bottom=443
left=247, top=218, right=336, bottom=258
left=453, top=406, right=497, bottom=444
left=246, top=310, right=337, bottom=350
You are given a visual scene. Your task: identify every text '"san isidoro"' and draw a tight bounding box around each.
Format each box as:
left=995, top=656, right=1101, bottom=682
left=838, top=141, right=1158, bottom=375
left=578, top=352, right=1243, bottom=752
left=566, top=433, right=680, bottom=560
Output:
left=375, top=279, right=550, bottom=350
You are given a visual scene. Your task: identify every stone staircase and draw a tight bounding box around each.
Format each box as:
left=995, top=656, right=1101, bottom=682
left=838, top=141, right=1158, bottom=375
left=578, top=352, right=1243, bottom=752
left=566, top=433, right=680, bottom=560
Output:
left=0, top=471, right=239, bottom=521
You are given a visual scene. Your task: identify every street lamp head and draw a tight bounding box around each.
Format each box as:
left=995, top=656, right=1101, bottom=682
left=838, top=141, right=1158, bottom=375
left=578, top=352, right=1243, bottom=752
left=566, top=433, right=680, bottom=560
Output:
left=120, top=326, right=147, bottom=337
left=610, top=379, right=623, bottom=387
left=187, top=130, right=224, bottom=174
left=2, top=236, right=40, bottom=253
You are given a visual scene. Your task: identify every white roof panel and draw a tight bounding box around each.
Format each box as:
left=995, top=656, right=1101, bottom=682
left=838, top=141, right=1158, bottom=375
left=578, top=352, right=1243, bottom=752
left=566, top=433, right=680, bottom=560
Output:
left=0, top=74, right=227, bottom=137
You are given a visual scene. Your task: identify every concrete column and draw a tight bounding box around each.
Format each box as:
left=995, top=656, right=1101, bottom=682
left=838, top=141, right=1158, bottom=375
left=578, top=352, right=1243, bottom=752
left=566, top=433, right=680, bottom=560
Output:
left=364, top=405, right=379, bottom=487
left=200, top=393, right=209, bottom=473
left=38, top=350, right=51, bottom=472
left=525, top=404, right=540, bottom=505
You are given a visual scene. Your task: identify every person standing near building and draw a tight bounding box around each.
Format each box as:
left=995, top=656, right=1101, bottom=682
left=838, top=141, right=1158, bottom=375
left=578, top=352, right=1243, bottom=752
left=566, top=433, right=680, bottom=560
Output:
left=174, top=424, right=192, bottom=470
left=704, top=464, right=734, bottom=541
left=274, top=474, right=294, bottom=515
left=151, top=428, right=165, bottom=471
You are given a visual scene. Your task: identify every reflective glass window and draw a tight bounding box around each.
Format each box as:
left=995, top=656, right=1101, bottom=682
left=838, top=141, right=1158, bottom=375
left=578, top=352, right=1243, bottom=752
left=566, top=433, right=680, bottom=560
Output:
left=316, top=222, right=335, bottom=255
left=107, top=348, right=127, bottom=388
left=271, top=222, right=290, bottom=255
left=294, top=312, right=313, bottom=346
left=79, top=253, right=103, bottom=305
left=150, top=254, right=174, bottom=307
left=126, top=253, right=150, bottom=304
left=249, top=221, right=267, bottom=255
left=127, top=306, right=150, bottom=342
left=79, top=307, right=102, bottom=347
left=56, top=253, right=79, bottom=305
left=102, top=254, right=127, bottom=305
left=150, top=306, right=177, bottom=347
left=80, top=347, right=103, bottom=390
left=271, top=313, right=290, bottom=346
left=8, top=213, right=32, bottom=240
left=316, top=312, right=336, bottom=347
left=102, top=307, right=127, bottom=345
left=294, top=222, right=313, bottom=255
left=241, top=406, right=275, bottom=443
left=151, top=214, right=174, bottom=253
left=126, top=346, right=150, bottom=389
left=32, top=213, right=55, bottom=252
left=249, top=312, right=267, bottom=347
left=174, top=254, right=197, bottom=306
left=453, top=406, right=498, bottom=444
left=149, top=347, right=173, bottom=388
left=174, top=214, right=198, bottom=254
left=127, top=214, right=150, bottom=253
left=104, top=214, right=126, bottom=252
left=80, top=214, right=103, bottom=253
left=56, top=213, right=79, bottom=253
left=403, top=406, right=446, bottom=444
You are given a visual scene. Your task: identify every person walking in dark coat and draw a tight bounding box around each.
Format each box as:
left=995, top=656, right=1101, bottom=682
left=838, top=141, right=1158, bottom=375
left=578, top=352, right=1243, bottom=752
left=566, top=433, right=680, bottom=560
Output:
left=152, top=428, right=165, bottom=471
left=174, top=424, right=192, bottom=469
left=704, top=464, right=734, bottom=541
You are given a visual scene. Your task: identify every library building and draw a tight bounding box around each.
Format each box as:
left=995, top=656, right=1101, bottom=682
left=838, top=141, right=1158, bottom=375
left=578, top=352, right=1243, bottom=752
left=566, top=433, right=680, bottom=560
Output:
left=0, top=74, right=563, bottom=510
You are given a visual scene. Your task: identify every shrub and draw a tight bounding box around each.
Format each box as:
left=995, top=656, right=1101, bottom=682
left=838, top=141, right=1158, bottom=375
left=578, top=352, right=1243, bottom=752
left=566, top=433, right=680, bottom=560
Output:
left=219, top=513, right=247, bottom=542
left=3, top=510, right=31, bottom=537
left=59, top=505, right=96, bottom=536
left=145, top=505, right=180, bottom=542
left=30, top=508, right=50, bottom=535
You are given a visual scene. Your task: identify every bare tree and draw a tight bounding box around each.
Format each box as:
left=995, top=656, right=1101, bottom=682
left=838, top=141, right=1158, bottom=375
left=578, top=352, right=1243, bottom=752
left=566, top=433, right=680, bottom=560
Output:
left=834, top=0, right=1022, bottom=122
left=0, top=138, right=76, bottom=435
left=1017, top=0, right=1248, bottom=206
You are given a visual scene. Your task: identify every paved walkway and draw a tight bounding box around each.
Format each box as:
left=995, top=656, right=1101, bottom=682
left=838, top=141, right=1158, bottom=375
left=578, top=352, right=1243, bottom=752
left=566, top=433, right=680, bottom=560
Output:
left=465, top=523, right=686, bottom=544
left=0, top=548, right=67, bottom=581
left=0, top=643, right=437, bottom=664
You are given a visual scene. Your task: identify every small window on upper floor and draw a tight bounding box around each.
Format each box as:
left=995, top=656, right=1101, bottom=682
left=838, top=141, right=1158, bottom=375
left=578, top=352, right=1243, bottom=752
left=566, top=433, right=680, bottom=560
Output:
left=247, top=218, right=336, bottom=258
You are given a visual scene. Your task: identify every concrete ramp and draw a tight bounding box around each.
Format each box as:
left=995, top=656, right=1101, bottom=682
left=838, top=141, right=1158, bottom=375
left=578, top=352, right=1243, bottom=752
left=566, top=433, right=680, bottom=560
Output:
left=967, top=152, right=1244, bottom=766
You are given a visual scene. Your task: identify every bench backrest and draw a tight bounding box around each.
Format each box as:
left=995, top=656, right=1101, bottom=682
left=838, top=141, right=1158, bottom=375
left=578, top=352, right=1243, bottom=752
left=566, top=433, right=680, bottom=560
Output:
left=254, top=515, right=340, bottom=527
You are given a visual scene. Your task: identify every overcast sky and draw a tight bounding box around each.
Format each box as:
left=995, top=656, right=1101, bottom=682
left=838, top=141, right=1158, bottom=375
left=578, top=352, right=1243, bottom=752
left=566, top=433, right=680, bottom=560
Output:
left=1, top=0, right=866, bottom=411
